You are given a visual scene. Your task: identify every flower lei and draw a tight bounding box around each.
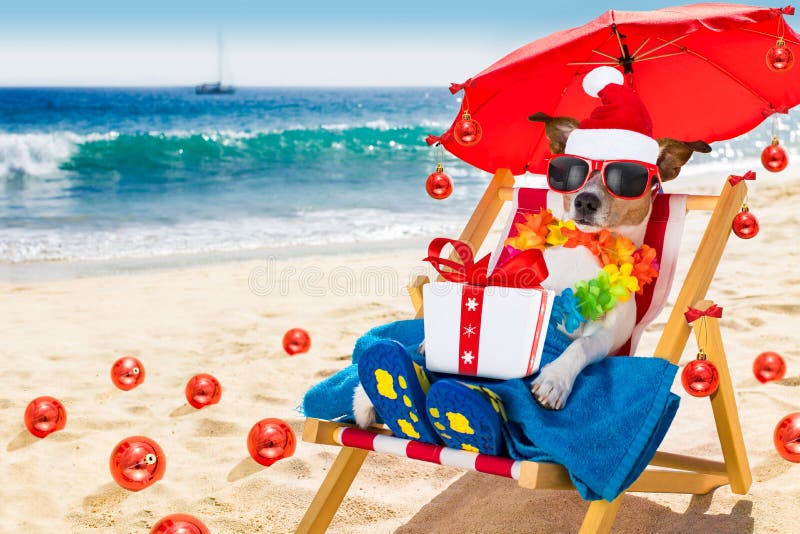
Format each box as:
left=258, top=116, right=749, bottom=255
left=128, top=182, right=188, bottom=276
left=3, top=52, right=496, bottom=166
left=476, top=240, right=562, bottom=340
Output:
left=503, top=208, right=660, bottom=332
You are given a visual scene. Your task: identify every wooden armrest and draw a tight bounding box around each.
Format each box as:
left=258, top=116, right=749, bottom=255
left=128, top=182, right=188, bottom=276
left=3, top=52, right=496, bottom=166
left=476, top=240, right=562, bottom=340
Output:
left=408, top=275, right=430, bottom=319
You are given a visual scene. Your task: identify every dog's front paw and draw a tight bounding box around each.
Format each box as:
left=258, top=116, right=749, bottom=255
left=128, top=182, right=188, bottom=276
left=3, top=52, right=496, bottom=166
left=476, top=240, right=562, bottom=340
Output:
left=353, top=384, right=377, bottom=428
left=530, top=363, right=576, bottom=411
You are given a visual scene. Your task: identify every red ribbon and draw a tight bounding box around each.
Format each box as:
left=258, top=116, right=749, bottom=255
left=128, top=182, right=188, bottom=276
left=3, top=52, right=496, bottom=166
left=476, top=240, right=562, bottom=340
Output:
left=685, top=304, right=723, bottom=324
left=728, top=170, right=756, bottom=186
left=449, top=82, right=465, bottom=94
left=782, top=5, right=795, bottom=15
left=424, top=238, right=548, bottom=288
left=425, top=135, right=441, bottom=146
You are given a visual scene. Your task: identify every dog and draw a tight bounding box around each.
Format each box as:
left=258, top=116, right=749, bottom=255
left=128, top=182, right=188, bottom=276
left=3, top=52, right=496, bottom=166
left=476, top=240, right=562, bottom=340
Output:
left=353, top=112, right=710, bottom=428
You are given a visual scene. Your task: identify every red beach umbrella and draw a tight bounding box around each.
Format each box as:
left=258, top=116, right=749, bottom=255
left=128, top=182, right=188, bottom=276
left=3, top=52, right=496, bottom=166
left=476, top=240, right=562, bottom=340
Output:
left=428, top=4, right=800, bottom=175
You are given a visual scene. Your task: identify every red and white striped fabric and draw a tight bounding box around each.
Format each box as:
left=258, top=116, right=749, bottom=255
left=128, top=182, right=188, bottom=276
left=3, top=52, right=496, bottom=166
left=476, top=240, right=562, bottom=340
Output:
left=335, top=426, right=522, bottom=480
left=489, top=188, right=687, bottom=355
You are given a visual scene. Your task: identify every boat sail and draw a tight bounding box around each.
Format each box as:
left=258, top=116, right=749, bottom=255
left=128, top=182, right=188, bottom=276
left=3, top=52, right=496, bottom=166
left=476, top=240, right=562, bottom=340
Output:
left=196, top=31, right=234, bottom=95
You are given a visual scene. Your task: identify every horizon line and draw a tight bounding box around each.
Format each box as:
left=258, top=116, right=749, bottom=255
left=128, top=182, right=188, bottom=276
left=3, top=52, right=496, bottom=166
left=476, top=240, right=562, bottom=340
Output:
left=0, top=84, right=451, bottom=89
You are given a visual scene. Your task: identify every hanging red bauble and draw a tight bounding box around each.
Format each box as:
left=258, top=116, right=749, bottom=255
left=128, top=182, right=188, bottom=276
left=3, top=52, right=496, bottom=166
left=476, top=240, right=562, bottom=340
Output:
left=773, top=412, right=800, bottom=462
left=761, top=137, right=789, bottom=172
left=109, top=436, right=166, bottom=491
left=426, top=164, right=453, bottom=200
left=453, top=112, right=483, bottom=147
left=185, top=373, right=222, bottom=409
left=766, top=39, right=795, bottom=72
left=111, top=356, right=146, bottom=391
left=282, top=328, right=311, bottom=355
left=753, top=351, right=787, bottom=383
left=24, top=396, right=67, bottom=438
left=150, top=513, right=210, bottom=534
left=681, top=355, right=720, bottom=397
left=247, top=418, right=296, bottom=467
left=732, top=207, right=759, bottom=239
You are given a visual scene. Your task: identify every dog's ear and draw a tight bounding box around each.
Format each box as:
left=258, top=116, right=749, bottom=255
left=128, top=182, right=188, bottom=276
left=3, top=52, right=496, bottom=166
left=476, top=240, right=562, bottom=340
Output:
left=656, top=138, right=712, bottom=182
left=528, top=112, right=580, bottom=155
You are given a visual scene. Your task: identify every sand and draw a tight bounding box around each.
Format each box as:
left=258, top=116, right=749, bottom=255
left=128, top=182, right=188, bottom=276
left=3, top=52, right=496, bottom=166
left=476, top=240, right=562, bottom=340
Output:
left=1, top=174, right=799, bottom=533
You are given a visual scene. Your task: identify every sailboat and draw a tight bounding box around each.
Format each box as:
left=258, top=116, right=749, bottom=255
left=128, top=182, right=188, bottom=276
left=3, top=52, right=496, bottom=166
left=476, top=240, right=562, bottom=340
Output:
left=196, top=31, right=235, bottom=95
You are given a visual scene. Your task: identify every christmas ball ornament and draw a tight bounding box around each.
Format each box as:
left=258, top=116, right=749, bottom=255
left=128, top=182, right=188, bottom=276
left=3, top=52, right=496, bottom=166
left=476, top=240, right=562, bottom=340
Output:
left=766, top=39, right=794, bottom=72
left=247, top=418, right=296, bottom=467
left=150, top=513, right=210, bottom=534
left=24, top=396, right=67, bottom=438
left=732, top=207, right=759, bottom=239
left=185, top=373, right=222, bottom=409
left=681, top=354, right=720, bottom=397
left=111, top=356, right=145, bottom=391
left=753, top=351, right=786, bottom=383
left=761, top=137, right=789, bottom=172
left=773, top=412, right=800, bottom=462
left=282, top=328, right=311, bottom=355
left=453, top=112, right=483, bottom=147
left=425, top=164, right=453, bottom=200
left=109, top=436, right=166, bottom=491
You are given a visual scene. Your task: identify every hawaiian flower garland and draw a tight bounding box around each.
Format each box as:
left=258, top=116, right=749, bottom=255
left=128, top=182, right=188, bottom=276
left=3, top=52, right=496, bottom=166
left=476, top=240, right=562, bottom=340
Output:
left=504, top=208, right=660, bottom=332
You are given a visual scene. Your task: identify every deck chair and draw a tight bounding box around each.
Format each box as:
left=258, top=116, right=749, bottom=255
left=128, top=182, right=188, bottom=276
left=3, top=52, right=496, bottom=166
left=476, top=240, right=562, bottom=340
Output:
left=297, top=168, right=752, bottom=534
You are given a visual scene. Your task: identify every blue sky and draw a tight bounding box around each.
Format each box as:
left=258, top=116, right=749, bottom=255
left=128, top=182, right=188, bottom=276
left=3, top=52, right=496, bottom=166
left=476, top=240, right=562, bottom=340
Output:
left=0, top=0, right=772, bottom=86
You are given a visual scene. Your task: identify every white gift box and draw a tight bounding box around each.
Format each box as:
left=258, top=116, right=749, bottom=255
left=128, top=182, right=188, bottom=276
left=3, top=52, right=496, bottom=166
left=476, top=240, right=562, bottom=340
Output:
left=422, top=281, right=555, bottom=380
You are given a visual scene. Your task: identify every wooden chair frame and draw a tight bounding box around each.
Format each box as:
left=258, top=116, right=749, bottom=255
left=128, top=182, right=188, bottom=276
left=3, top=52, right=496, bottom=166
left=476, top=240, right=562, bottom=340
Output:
left=296, top=169, right=751, bottom=534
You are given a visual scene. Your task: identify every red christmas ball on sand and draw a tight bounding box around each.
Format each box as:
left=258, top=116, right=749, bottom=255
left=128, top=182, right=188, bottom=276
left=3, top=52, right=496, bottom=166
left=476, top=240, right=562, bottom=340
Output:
left=453, top=113, right=483, bottom=147
left=24, top=396, right=67, bottom=438
left=247, top=418, right=296, bottom=467
left=150, top=513, right=210, bottom=534
left=283, top=328, right=311, bottom=355
left=681, top=359, right=720, bottom=397
left=109, top=436, right=166, bottom=491
left=753, top=351, right=787, bottom=383
left=111, top=356, right=146, bottom=391
left=761, top=138, right=789, bottom=173
left=732, top=210, right=759, bottom=239
left=426, top=164, right=453, bottom=200
left=774, top=412, right=800, bottom=462
left=185, top=374, right=222, bottom=409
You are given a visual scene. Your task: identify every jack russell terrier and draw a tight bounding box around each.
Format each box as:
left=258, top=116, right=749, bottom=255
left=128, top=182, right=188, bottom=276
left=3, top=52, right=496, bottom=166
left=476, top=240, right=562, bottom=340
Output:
left=354, top=66, right=710, bottom=428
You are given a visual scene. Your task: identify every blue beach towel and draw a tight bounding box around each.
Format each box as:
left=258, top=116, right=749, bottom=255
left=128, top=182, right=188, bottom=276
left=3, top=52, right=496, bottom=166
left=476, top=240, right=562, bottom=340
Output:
left=302, top=318, right=679, bottom=501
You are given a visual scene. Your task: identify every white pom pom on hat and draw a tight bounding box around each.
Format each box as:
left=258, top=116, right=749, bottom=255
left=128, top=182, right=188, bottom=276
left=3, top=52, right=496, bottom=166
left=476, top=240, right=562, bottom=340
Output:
left=582, top=66, right=624, bottom=97
left=565, top=66, right=659, bottom=164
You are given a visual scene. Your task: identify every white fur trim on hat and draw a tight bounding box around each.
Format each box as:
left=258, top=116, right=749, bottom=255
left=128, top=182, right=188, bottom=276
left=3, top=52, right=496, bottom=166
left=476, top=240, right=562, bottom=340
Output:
left=564, top=128, right=660, bottom=164
left=582, top=66, right=624, bottom=98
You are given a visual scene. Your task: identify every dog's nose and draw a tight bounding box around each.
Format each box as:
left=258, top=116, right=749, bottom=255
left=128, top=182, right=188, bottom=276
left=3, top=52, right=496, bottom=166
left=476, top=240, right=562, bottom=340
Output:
left=574, top=192, right=600, bottom=214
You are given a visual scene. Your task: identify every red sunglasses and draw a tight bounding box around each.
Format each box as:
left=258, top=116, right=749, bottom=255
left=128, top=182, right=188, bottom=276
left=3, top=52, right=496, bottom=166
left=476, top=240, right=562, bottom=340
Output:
left=545, top=154, right=662, bottom=200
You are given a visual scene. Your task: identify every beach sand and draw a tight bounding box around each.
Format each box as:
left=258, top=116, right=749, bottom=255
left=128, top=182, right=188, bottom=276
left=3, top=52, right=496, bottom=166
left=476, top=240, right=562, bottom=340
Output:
left=1, top=175, right=799, bottom=533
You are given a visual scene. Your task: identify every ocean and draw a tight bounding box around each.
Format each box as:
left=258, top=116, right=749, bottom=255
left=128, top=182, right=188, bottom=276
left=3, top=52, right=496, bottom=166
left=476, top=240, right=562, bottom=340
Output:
left=1, top=87, right=798, bottom=272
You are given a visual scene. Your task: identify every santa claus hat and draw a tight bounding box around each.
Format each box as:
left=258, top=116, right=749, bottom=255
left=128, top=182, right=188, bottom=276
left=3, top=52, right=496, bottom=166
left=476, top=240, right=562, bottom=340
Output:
left=564, top=66, right=659, bottom=164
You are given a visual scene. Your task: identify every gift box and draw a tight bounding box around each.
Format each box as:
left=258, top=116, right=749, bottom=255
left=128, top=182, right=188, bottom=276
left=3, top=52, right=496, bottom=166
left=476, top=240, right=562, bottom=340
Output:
left=423, top=282, right=554, bottom=379
left=421, top=238, right=554, bottom=380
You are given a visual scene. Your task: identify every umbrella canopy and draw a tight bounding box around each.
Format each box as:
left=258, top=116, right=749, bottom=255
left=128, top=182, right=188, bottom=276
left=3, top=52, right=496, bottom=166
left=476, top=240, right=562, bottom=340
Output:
left=429, top=4, right=800, bottom=175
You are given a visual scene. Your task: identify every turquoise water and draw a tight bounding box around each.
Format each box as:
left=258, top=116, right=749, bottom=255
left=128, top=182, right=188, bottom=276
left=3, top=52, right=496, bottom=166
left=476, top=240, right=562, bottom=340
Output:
left=0, top=88, right=486, bottom=263
left=1, top=87, right=797, bottom=264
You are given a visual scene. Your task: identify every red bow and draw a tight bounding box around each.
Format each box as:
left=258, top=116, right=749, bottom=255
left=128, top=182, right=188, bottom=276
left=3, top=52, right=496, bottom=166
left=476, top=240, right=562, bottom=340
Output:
left=728, top=170, right=756, bottom=186
left=425, top=135, right=441, bottom=146
left=685, top=304, right=724, bottom=324
left=424, top=238, right=548, bottom=289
